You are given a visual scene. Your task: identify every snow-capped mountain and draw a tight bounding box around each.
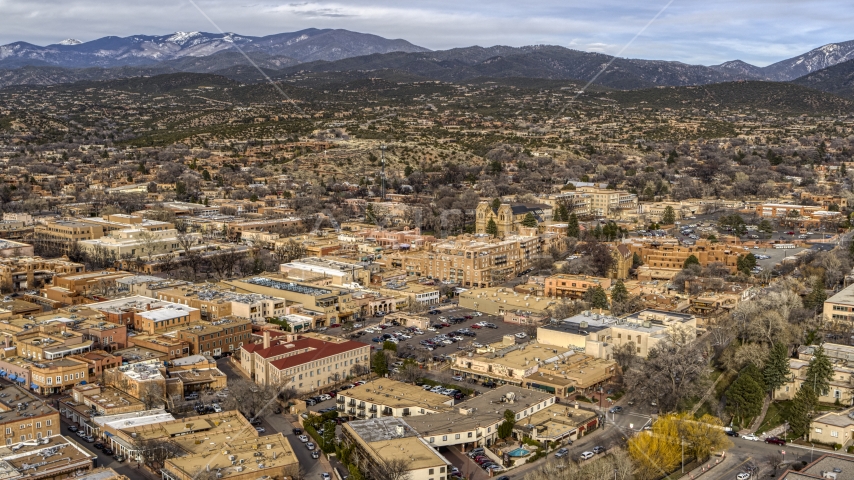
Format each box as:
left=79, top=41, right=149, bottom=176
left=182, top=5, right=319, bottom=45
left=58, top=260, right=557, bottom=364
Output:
left=761, top=40, right=854, bottom=81
left=0, top=29, right=429, bottom=69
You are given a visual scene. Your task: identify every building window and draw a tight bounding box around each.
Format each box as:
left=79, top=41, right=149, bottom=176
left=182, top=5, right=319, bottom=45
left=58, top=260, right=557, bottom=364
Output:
left=832, top=430, right=839, bottom=437
left=815, top=428, right=822, bottom=434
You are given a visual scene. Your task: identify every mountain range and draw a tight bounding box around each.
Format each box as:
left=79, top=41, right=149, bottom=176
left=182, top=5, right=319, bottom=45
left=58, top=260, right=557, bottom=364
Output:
left=4, top=29, right=854, bottom=96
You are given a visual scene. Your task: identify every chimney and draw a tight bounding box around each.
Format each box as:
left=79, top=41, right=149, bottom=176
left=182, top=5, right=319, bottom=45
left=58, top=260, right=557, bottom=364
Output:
left=263, top=331, right=271, bottom=349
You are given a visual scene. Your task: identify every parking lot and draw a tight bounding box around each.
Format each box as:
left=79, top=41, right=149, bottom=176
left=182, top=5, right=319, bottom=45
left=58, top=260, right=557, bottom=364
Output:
left=360, top=306, right=532, bottom=362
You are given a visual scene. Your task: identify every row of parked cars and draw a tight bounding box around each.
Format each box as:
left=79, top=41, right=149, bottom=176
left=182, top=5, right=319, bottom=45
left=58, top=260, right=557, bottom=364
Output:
left=305, top=381, right=367, bottom=406
left=68, top=425, right=121, bottom=460
left=467, top=447, right=504, bottom=474
left=420, top=383, right=464, bottom=399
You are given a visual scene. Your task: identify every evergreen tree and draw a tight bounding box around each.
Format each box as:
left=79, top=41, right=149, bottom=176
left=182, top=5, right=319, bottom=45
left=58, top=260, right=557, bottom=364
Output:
left=497, top=409, right=516, bottom=439
left=683, top=255, right=700, bottom=269
left=556, top=204, right=569, bottom=222
left=485, top=218, right=499, bottom=237
left=567, top=213, right=580, bottom=238
left=521, top=212, right=538, bottom=227
left=490, top=198, right=501, bottom=211
left=758, top=219, right=774, bottom=237
left=585, top=285, right=610, bottom=309
left=737, top=253, right=757, bottom=275
left=365, top=204, right=377, bottom=224
left=806, top=345, right=834, bottom=396
left=726, top=364, right=766, bottom=425
left=803, top=278, right=828, bottom=311
left=763, top=343, right=791, bottom=395
left=632, top=252, right=643, bottom=268
left=662, top=206, right=676, bottom=225
left=789, top=386, right=818, bottom=438
left=611, top=280, right=629, bottom=304
left=372, top=350, right=388, bottom=377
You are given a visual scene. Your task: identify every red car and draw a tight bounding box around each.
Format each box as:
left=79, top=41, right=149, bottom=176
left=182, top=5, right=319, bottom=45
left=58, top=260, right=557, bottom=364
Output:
left=471, top=324, right=483, bottom=329
left=786, top=231, right=795, bottom=235
left=464, top=315, right=473, bottom=319
left=329, top=323, right=341, bottom=328
left=764, top=437, right=786, bottom=446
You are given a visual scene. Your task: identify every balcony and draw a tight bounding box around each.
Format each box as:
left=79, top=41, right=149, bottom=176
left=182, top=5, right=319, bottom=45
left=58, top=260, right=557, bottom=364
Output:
left=337, top=397, right=345, bottom=404
left=348, top=400, right=356, bottom=407
left=369, top=406, right=377, bottom=413
left=337, top=405, right=345, bottom=412
left=357, top=404, right=366, bottom=410
left=382, top=408, right=393, bottom=415
left=348, top=408, right=356, bottom=415
left=357, top=412, right=366, bottom=418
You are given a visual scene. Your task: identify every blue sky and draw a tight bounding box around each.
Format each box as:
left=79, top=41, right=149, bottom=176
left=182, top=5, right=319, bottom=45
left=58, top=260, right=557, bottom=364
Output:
left=1, top=0, right=852, bottom=66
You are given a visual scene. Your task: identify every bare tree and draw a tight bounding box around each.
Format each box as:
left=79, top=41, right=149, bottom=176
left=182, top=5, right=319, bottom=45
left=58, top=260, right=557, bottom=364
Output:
left=368, top=458, right=412, bottom=480
left=138, top=382, right=165, bottom=409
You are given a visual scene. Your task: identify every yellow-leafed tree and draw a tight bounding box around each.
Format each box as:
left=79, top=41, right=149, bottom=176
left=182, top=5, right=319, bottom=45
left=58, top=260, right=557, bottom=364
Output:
left=628, top=412, right=732, bottom=480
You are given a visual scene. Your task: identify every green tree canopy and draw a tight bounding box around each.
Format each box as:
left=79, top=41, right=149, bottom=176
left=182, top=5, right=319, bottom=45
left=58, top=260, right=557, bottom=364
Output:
left=584, top=285, right=609, bottom=310
left=683, top=255, right=700, bottom=269
left=372, top=350, right=388, bottom=377
left=725, top=364, right=766, bottom=425
left=611, top=280, right=629, bottom=304
left=789, top=385, right=818, bottom=438
left=736, top=253, right=757, bottom=275
left=661, top=206, right=676, bottom=225
left=490, top=198, right=501, bottom=211
left=805, top=345, right=834, bottom=396
left=567, top=213, right=580, bottom=238
left=485, top=218, right=499, bottom=237
left=803, top=278, right=828, bottom=311
left=521, top=212, right=538, bottom=227
left=763, top=343, right=791, bottom=394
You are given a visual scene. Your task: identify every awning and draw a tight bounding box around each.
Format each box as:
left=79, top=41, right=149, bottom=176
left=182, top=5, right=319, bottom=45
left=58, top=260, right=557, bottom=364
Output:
left=80, top=381, right=87, bottom=385
left=30, top=384, right=38, bottom=391
left=16, top=377, right=24, bottom=384
left=8, top=374, right=17, bottom=381
left=0, top=371, right=6, bottom=377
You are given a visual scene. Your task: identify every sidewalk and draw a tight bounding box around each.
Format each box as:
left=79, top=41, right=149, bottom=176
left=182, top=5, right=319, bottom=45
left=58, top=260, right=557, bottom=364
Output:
left=683, top=452, right=737, bottom=479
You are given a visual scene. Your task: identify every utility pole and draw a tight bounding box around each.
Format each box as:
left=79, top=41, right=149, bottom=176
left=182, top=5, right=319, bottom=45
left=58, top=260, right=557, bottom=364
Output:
left=681, top=437, right=685, bottom=473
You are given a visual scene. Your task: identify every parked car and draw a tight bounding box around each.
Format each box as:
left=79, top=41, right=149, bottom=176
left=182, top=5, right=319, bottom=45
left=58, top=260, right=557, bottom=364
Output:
left=736, top=473, right=750, bottom=480
left=311, top=450, right=321, bottom=459
left=103, top=448, right=114, bottom=455
left=609, top=406, right=623, bottom=413
left=515, top=332, right=527, bottom=338
left=580, top=451, right=594, bottom=460
left=93, top=443, right=105, bottom=450
left=306, top=442, right=316, bottom=450
left=764, top=437, right=786, bottom=446
left=725, top=429, right=739, bottom=437
left=592, top=446, right=606, bottom=454
left=452, top=375, right=464, bottom=381
left=293, top=428, right=303, bottom=435
left=68, top=426, right=78, bottom=432
left=114, top=454, right=125, bottom=462
left=298, top=435, right=309, bottom=442
left=741, top=433, right=760, bottom=441
left=555, top=448, right=569, bottom=458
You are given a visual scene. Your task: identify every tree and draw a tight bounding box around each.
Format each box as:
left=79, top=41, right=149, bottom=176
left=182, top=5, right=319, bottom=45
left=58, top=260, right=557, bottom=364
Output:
left=613, top=341, right=637, bottom=372
left=584, top=285, right=609, bottom=310
left=725, top=364, right=766, bottom=425
left=382, top=340, right=397, bottom=352
left=490, top=198, right=501, bottom=211
left=322, top=419, right=336, bottom=449
left=737, top=253, right=757, bottom=275
left=632, top=252, right=643, bottom=268
left=683, top=254, right=700, bottom=269
left=497, top=409, right=515, bottom=439
left=624, top=341, right=708, bottom=412
left=485, top=218, right=499, bottom=237
left=789, top=385, right=818, bottom=438
left=521, top=212, right=538, bottom=227
left=137, top=382, right=165, bottom=410
left=372, top=350, right=389, bottom=376
left=661, top=205, right=676, bottom=225
left=763, top=343, right=790, bottom=395
left=758, top=219, right=774, bottom=237
left=803, top=278, right=828, bottom=311
left=805, top=345, right=834, bottom=396
left=611, top=279, right=629, bottom=304
left=272, top=239, right=306, bottom=263
left=567, top=213, right=580, bottom=238
left=368, top=458, right=412, bottom=480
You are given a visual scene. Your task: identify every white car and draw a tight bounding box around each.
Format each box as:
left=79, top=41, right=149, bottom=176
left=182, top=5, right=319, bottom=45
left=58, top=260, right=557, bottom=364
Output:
left=580, top=451, right=594, bottom=460
left=427, top=327, right=437, bottom=332
left=298, top=435, right=309, bottom=442
left=515, top=332, right=527, bottom=338
left=736, top=473, right=750, bottom=480
left=399, top=334, right=412, bottom=339
left=318, top=394, right=331, bottom=401
left=473, top=343, right=484, bottom=348
left=364, top=328, right=376, bottom=333
left=321, top=474, right=331, bottom=480
left=476, top=321, right=488, bottom=326
left=473, top=312, right=483, bottom=317
left=255, top=427, right=266, bottom=433
left=741, top=433, right=759, bottom=441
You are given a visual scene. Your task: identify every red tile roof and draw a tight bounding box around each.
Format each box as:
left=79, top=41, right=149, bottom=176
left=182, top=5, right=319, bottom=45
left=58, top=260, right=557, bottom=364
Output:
left=268, top=339, right=368, bottom=371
